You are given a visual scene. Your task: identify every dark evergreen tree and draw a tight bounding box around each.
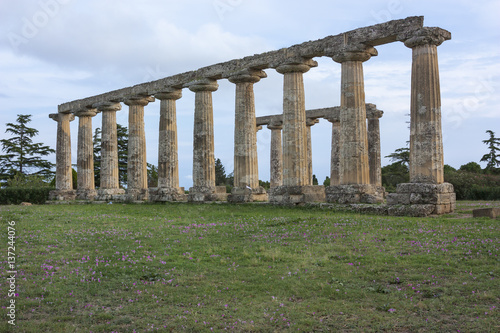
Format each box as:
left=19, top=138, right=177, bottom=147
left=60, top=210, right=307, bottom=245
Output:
left=312, top=174, right=318, bottom=185
left=215, top=158, right=227, bottom=186
left=93, top=124, right=128, bottom=188
left=93, top=128, right=102, bottom=187
left=480, top=130, right=500, bottom=172
left=0, top=114, right=55, bottom=183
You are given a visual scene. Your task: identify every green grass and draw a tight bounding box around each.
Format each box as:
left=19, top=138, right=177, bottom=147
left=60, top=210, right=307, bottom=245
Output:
left=0, top=201, right=499, bottom=332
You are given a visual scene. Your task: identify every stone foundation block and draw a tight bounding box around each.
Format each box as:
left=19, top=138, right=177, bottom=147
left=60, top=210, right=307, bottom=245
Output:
left=49, top=190, right=76, bottom=201
left=388, top=204, right=436, bottom=217
left=473, top=208, right=500, bottom=219
left=76, top=189, right=97, bottom=201
left=326, top=184, right=384, bottom=204
left=188, top=186, right=224, bottom=202
left=96, top=188, right=126, bottom=202
left=126, top=188, right=149, bottom=201
left=269, top=185, right=325, bottom=205
left=388, top=182, right=456, bottom=215
left=150, top=187, right=187, bottom=202
left=228, top=186, right=269, bottom=203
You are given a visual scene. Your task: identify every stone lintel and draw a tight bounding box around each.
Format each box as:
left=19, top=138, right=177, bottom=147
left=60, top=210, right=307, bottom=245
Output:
left=58, top=17, right=426, bottom=113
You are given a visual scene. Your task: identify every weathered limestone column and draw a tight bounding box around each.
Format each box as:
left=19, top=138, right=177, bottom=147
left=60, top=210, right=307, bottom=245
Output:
left=366, top=104, right=383, bottom=187
left=228, top=70, right=268, bottom=202
left=95, top=102, right=125, bottom=201
left=306, top=118, right=319, bottom=185
left=49, top=112, right=76, bottom=200
left=327, top=119, right=340, bottom=186
left=124, top=96, right=154, bottom=201
left=268, top=120, right=283, bottom=188
left=75, top=108, right=99, bottom=200
left=152, top=89, right=187, bottom=202
left=326, top=45, right=384, bottom=204
left=270, top=59, right=325, bottom=204
left=187, top=79, right=220, bottom=202
left=387, top=27, right=455, bottom=216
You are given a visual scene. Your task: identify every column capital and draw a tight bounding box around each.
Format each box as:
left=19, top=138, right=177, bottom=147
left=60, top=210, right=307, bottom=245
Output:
left=366, top=104, right=384, bottom=119
left=306, top=118, right=320, bottom=127
left=74, top=108, right=99, bottom=117
left=187, top=78, right=219, bottom=92
left=275, top=58, right=318, bottom=74
left=49, top=113, right=75, bottom=122
left=267, top=119, right=283, bottom=130
left=403, top=27, right=451, bottom=48
left=94, top=102, right=122, bottom=112
left=155, top=88, right=183, bottom=101
left=332, top=45, right=377, bottom=63
left=124, top=96, right=155, bottom=106
left=228, top=69, right=267, bottom=84
left=256, top=125, right=263, bottom=133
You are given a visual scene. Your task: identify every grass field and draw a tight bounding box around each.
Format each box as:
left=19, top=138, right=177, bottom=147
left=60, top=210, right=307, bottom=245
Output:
left=0, top=201, right=499, bottom=332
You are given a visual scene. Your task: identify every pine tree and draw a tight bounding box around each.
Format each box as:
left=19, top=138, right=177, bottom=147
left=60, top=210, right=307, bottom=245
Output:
left=93, top=128, right=102, bottom=187
left=93, top=124, right=128, bottom=188
left=480, top=130, right=500, bottom=172
left=0, top=114, right=55, bottom=183
left=215, top=158, right=226, bottom=186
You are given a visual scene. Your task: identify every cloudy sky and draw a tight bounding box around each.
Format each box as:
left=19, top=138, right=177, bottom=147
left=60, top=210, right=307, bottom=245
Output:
left=1, top=0, right=499, bottom=188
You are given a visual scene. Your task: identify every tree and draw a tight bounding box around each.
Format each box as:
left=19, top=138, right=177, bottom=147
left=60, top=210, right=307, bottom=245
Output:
left=323, top=176, right=330, bottom=186
left=385, top=147, right=410, bottom=167
left=215, top=158, right=227, bottom=186
left=93, top=128, right=102, bottom=187
left=0, top=114, right=55, bottom=184
left=459, top=162, right=482, bottom=173
left=312, top=174, right=318, bottom=185
left=480, top=130, right=500, bottom=172
left=147, top=163, right=158, bottom=188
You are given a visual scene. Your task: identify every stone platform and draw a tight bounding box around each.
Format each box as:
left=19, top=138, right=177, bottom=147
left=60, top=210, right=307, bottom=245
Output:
left=326, top=184, right=385, bottom=204
left=228, top=186, right=268, bottom=203
left=149, top=187, right=187, bottom=202
left=188, top=186, right=228, bottom=202
left=387, top=183, right=456, bottom=216
left=269, top=185, right=325, bottom=205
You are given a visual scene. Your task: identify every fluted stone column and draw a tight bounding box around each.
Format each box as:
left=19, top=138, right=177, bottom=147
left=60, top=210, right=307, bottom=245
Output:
left=228, top=70, right=268, bottom=202
left=187, top=79, right=220, bottom=202
left=75, top=108, right=99, bottom=200
left=153, top=89, right=186, bottom=202
left=327, top=45, right=384, bottom=204
left=96, top=102, right=125, bottom=201
left=268, top=120, right=283, bottom=188
left=366, top=104, right=383, bottom=187
left=270, top=59, right=325, bottom=204
left=49, top=112, right=76, bottom=200
left=327, top=119, right=340, bottom=186
left=306, top=118, right=319, bottom=185
left=387, top=27, right=455, bottom=216
left=124, top=96, right=154, bottom=201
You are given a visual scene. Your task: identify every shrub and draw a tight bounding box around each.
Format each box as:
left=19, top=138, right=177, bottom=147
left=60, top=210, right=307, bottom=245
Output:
left=445, top=171, right=500, bottom=200
left=0, top=187, right=54, bottom=205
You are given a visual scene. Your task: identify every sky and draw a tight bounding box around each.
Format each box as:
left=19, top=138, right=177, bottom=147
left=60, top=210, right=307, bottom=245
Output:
left=1, top=0, right=499, bottom=188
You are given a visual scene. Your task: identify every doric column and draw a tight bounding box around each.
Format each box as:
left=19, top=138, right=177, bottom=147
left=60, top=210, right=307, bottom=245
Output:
left=404, top=28, right=451, bottom=184
left=268, top=120, right=283, bottom=188
left=187, top=79, right=219, bottom=202
left=306, top=118, right=319, bottom=185
left=332, top=45, right=377, bottom=185
left=228, top=70, right=268, bottom=202
left=327, top=118, right=340, bottom=186
left=95, top=102, right=125, bottom=200
left=366, top=104, right=383, bottom=187
left=49, top=112, right=76, bottom=200
left=153, top=89, right=186, bottom=201
left=75, top=108, right=99, bottom=200
left=276, top=59, right=317, bottom=186
left=124, top=96, right=155, bottom=201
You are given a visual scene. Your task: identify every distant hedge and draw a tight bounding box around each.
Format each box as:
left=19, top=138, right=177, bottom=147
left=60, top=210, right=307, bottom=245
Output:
left=445, top=171, right=500, bottom=200
left=0, top=187, right=54, bottom=205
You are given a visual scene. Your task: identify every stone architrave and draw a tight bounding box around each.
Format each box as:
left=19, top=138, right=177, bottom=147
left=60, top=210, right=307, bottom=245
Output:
left=306, top=118, right=319, bottom=185
left=152, top=89, right=187, bottom=202
left=387, top=28, right=455, bottom=216
left=124, top=96, right=155, bottom=201
left=327, top=45, right=384, bottom=204
left=75, top=108, right=99, bottom=200
left=49, top=112, right=76, bottom=201
left=366, top=104, right=383, bottom=187
left=269, top=59, right=325, bottom=204
left=95, top=102, right=125, bottom=201
left=228, top=70, right=268, bottom=202
left=268, top=120, right=283, bottom=188
left=187, top=79, right=220, bottom=202
left=326, top=118, right=340, bottom=186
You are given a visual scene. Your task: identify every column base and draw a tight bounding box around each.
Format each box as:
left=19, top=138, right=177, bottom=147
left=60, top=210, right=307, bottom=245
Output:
left=96, top=188, right=126, bottom=202
left=269, top=185, right=325, bottom=205
left=126, top=188, right=149, bottom=201
left=228, top=186, right=269, bottom=203
left=387, top=182, right=456, bottom=216
left=76, top=189, right=97, bottom=201
left=326, top=184, right=385, bottom=204
left=49, top=190, right=76, bottom=201
left=150, top=187, right=187, bottom=202
left=188, top=186, right=227, bottom=202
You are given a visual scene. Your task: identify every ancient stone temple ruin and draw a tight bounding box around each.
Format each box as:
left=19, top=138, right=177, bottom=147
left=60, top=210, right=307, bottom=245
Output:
left=49, top=16, right=456, bottom=216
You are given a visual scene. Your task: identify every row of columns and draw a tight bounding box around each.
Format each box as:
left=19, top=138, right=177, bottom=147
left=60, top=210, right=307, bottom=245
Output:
left=50, top=27, right=450, bottom=209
